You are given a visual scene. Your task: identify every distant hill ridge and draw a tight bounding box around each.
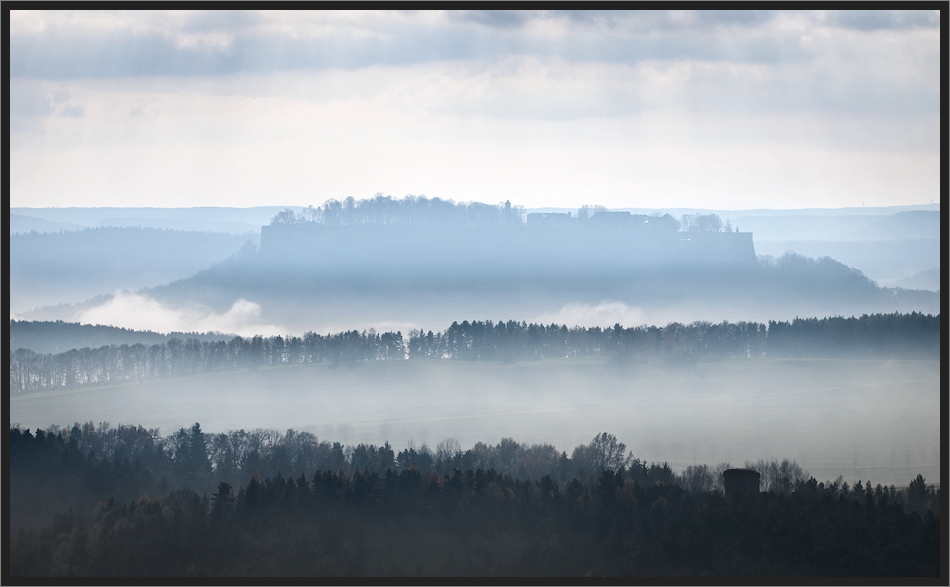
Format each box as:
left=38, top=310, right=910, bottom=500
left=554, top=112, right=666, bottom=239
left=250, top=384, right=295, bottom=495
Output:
left=10, top=206, right=288, bottom=234
left=10, top=320, right=235, bottom=355
left=10, top=227, right=257, bottom=317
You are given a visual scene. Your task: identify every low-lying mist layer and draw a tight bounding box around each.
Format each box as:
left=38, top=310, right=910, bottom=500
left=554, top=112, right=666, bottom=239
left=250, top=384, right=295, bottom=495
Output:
left=10, top=355, right=940, bottom=490
left=78, top=292, right=283, bottom=338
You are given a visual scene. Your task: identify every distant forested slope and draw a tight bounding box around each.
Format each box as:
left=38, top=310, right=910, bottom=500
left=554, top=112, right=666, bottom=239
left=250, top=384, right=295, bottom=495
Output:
left=10, top=214, right=87, bottom=234
left=754, top=239, right=939, bottom=287
left=730, top=210, right=940, bottom=241
left=892, top=268, right=941, bottom=292
left=732, top=210, right=940, bottom=286
left=10, top=206, right=288, bottom=234
left=136, top=246, right=938, bottom=333
left=10, top=227, right=256, bottom=315
left=12, top=199, right=940, bottom=330
left=10, top=320, right=234, bottom=356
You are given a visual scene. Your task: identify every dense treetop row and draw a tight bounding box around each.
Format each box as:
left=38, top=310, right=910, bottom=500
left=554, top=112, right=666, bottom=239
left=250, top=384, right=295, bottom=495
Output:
left=271, top=194, right=526, bottom=227
left=10, top=422, right=940, bottom=518
left=10, top=313, right=940, bottom=391
left=10, top=319, right=232, bottom=356
left=9, top=312, right=940, bottom=393
left=9, top=423, right=941, bottom=577
left=268, top=193, right=732, bottom=232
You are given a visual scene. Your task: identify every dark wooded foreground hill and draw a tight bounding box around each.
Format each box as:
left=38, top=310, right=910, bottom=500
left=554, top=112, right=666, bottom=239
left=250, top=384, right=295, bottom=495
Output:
left=8, top=425, right=942, bottom=577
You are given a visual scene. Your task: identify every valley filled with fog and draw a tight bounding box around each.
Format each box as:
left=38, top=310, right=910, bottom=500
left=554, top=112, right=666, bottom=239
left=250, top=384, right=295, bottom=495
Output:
left=9, top=10, right=941, bottom=577
left=10, top=345, right=940, bottom=489
left=9, top=200, right=942, bottom=491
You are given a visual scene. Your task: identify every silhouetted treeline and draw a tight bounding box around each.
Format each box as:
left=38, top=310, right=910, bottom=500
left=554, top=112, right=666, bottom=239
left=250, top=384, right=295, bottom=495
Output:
left=272, top=193, right=525, bottom=226
left=10, top=424, right=939, bottom=527
left=9, top=425, right=680, bottom=504
left=9, top=312, right=939, bottom=392
left=10, top=320, right=233, bottom=356
left=765, top=312, right=940, bottom=358
left=9, top=425, right=941, bottom=577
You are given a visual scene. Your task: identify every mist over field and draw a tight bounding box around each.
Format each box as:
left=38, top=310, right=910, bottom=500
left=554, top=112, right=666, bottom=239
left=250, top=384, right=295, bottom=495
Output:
left=10, top=335, right=941, bottom=489
left=9, top=9, right=944, bottom=577
left=11, top=201, right=941, bottom=490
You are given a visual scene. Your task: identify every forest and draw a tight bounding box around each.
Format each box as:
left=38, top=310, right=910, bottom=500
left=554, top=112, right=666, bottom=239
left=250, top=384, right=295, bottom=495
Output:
left=8, top=424, right=942, bottom=577
left=271, top=194, right=526, bottom=227
left=9, top=319, right=232, bottom=356
left=9, top=312, right=940, bottom=393
left=7, top=207, right=943, bottom=578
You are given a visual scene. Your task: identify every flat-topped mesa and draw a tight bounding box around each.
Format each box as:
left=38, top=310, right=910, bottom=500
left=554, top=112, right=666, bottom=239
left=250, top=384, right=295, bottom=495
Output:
left=259, top=213, right=757, bottom=275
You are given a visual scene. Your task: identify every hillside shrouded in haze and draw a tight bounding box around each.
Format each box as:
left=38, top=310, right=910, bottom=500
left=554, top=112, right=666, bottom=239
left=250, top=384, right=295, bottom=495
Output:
left=8, top=9, right=941, bottom=579
left=10, top=198, right=941, bottom=494
left=11, top=198, right=940, bottom=338
left=10, top=313, right=941, bottom=492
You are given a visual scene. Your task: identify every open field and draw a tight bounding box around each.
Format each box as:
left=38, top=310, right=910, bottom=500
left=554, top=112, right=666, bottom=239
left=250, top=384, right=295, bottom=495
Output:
left=11, top=356, right=940, bottom=487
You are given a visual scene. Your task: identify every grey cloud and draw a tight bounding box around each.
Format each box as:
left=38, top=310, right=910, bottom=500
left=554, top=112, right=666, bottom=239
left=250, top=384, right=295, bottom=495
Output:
left=464, top=10, right=781, bottom=32
left=179, top=9, right=264, bottom=34
left=52, top=90, right=71, bottom=104
left=59, top=104, right=85, bottom=118
left=10, top=85, right=53, bottom=117
left=7, top=10, right=938, bottom=120
left=827, top=10, right=940, bottom=31
left=9, top=86, right=52, bottom=134
left=681, top=57, right=938, bottom=118
left=614, top=10, right=781, bottom=31
left=6, top=11, right=814, bottom=80
left=9, top=31, right=406, bottom=79
left=11, top=32, right=240, bottom=78
left=451, top=10, right=534, bottom=29
left=699, top=10, right=779, bottom=27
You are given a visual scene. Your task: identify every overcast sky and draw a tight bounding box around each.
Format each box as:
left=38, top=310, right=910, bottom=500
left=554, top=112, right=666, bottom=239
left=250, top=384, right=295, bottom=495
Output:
left=9, top=9, right=941, bottom=210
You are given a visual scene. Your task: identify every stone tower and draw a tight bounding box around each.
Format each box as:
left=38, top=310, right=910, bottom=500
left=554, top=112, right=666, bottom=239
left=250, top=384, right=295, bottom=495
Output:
left=723, top=468, right=760, bottom=498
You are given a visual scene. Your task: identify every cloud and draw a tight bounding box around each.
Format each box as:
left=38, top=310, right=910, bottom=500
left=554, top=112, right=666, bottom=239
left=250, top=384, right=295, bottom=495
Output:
left=7, top=10, right=940, bottom=210
left=59, top=103, right=85, bottom=118
left=9, top=83, right=53, bottom=117
left=451, top=10, right=534, bottom=29
left=534, top=301, right=646, bottom=328
left=9, top=11, right=938, bottom=123
left=9, top=10, right=936, bottom=80
left=9, top=82, right=54, bottom=133
left=78, top=291, right=285, bottom=337
left=825, top=10, right=940, bottom=31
